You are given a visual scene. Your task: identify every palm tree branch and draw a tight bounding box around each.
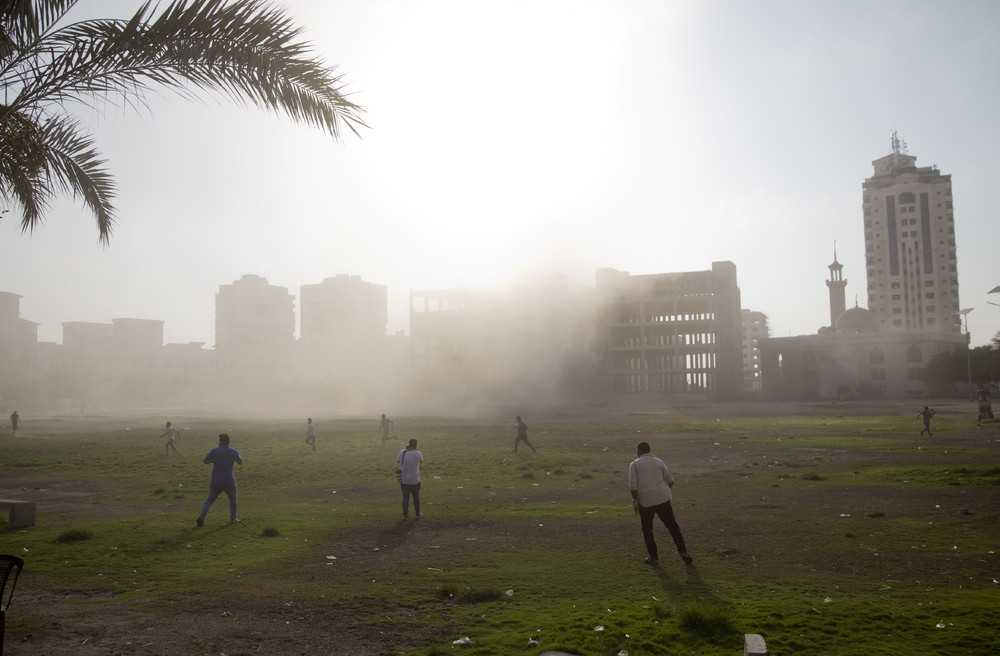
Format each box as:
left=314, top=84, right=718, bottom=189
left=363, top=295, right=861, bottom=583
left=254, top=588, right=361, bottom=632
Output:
left=33, top=113, right=117, bottom=242
left=12, top=0, right=366, bottom=138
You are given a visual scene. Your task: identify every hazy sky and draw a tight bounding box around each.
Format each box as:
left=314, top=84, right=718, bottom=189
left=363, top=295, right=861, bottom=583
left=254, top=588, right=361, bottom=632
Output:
left=2, top=0, right=998, bottom=347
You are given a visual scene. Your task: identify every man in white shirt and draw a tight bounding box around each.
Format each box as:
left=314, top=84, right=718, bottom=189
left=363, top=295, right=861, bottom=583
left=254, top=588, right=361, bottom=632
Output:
left=628, top=441, right=693, bottom=566
left=397, top=438, right=424, bottom=519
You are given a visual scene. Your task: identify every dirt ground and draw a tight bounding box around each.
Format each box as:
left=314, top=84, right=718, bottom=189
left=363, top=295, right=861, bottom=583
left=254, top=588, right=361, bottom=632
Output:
left=2, top=404, right=997, bottom=655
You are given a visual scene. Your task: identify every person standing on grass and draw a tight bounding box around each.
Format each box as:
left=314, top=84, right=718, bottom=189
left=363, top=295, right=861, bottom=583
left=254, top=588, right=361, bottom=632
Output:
left=514, top=415, right=535, bottom=453
left=380, top=413, right=396, bottom=444
left=397, top=438, right=423, bottom=519
left=10, top=410, right=19, bottom=436
left=305, top=417, right=316, bottom=452
left=161, top=421, right=182, bottom=456
left=197, top=433, right=243, bottom=526
left=628, top=441, right=693, bottom=566
left=918, top=405, right=936, bottom=436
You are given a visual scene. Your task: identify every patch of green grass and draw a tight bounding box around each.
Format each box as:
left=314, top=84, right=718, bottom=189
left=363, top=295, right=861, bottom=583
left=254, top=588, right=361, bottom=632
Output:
left=3, top=408, right=999, bottom=655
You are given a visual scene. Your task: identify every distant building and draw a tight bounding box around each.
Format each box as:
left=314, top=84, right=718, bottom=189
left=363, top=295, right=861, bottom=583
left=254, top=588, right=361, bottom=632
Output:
left=300, top=274, right=387, bottom=341
left=760, top=303, right=964, bottom=400
left=60, top=318, right=166, bottom=407
left=215, top=274, right=295, bottom=384
left=297, top=274, right=393, bottom=400
left=762, top=138, right=967, bottom=401
left=0, top=292, right=38, bottom=405
left=594, top=262, right=743, bottom=397
left=741, top=309, right=769, bottom=393
left=409, top=274, right=601, bottom=406
left=862, top=133, right=960, bottom=333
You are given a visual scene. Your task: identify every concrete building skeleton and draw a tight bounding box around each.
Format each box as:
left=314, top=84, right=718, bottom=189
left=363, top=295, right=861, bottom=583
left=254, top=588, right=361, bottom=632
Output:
left=741, top=309, right=769, bottom=393
left=594, top=262, right=744, bottom=397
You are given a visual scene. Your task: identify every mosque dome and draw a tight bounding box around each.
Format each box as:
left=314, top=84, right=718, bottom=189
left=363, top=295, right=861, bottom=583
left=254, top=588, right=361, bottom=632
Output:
left=835, top=305, right=879, bottom=334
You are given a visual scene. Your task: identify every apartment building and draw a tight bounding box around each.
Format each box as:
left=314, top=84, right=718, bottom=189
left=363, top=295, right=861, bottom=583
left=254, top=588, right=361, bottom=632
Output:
left=862, top=134, right=960, bottom=333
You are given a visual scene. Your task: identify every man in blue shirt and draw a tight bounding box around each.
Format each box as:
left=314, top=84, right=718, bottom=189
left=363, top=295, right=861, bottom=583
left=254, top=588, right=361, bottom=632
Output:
left=197, top=433, right=243, bottom=526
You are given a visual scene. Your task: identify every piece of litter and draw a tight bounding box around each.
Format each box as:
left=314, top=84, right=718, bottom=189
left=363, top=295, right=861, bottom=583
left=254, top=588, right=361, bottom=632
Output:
left=936, top=622, right=945, bottom=629
left=594, top=625, right=605, bottom=632
left=617, top=651, right=629, bottom=656
left=452, top=637, right=473, bottom=645
left=326, top=555, right=337, bottom=560
left=506, top=590, right=514, bottom=597
left=433, top=476, right=441, bottom=479
left=527, top=638, right=540, bottom=646
left=222, top=611, right=232, bottom=617
left=372, top=547, right=380, bottom=552
left=824, top=597, right=832, bottom=603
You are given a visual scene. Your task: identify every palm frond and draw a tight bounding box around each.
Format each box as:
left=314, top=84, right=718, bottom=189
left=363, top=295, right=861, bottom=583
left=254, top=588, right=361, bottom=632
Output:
left=0, top=110, right=116, bottom=241
left=1, top=0, right=364, bottom=240
left=17, top=0, right=366, bottom=137
left=36, top=113, right=116, bottom=242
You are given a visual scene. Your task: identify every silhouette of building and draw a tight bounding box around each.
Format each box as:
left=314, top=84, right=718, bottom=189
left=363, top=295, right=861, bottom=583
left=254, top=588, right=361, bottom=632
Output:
left=759, top=299, right=965, bottom=400
left=741, top=309, right=769, bottom=393
left=59, top=318, right=167, bottom=406
left=863, top=133, right=960, bottom=333
left=409, top=275, right=599, bottom=407
left=296, top=274, right=396, bottom=403
left=0, top=292, right=38, bottom=405
left=215, top=274, right=294, bottom=388
left=594, top=262, right=743, bottom=397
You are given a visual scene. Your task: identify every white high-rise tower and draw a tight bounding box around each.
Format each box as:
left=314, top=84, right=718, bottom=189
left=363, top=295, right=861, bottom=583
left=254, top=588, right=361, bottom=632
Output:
left=862, top=133, right=959, bottom=333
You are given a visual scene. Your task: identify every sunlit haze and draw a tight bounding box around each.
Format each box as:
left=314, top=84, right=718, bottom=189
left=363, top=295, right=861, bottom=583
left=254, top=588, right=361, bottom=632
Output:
left=2, top=0, right=997, bottom=347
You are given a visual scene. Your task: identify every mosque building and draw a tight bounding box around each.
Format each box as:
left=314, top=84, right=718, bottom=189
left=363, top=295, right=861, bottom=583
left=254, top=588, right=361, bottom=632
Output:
left=759, top=137, right=966, bottom=400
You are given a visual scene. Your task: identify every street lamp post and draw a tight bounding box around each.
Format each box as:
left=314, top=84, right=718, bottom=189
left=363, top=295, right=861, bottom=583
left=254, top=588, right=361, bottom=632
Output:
left=959, top=307, right=974, bottom=400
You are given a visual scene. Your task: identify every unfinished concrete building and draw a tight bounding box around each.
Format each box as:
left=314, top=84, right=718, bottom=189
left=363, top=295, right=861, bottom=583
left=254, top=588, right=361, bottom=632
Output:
left=741, top=309, right=769, bottom=394
left=593, top=262, right=744, bottom=397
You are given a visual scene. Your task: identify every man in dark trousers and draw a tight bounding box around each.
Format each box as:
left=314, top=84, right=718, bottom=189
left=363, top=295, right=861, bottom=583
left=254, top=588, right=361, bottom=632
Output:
left=628, top=441, right=693, bottom=566
left=514, top=416, right=536, bottom=453
left=197, top=433, right=243, bottom=526
left=918, top=406, right=936, bottom=436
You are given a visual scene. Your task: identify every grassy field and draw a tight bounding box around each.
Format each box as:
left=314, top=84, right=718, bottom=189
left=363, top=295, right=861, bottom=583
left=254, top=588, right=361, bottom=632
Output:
left=1, top=402, right=998, bottom=655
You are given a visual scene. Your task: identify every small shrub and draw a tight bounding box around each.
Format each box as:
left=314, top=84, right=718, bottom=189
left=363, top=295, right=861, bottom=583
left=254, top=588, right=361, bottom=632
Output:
left=579, top=473, right=593, bottom=479
left=56, top=529, right=92, bottom=544
left=801, top=472, right=826, bottom=481
left=678, top=603, right=735, bottom=636
left=437, top=585, right=502, bottom=604
left=261, top=527, right=280, bottom=537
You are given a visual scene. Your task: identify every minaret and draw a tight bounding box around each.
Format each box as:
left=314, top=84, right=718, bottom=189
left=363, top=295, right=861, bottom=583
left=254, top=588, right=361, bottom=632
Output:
left=826, top=243, right=847, bottom=328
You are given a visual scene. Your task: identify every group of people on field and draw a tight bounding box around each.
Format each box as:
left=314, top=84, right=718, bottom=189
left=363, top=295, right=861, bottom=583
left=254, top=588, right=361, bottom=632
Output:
left=142, top=402, right=944, bottom=564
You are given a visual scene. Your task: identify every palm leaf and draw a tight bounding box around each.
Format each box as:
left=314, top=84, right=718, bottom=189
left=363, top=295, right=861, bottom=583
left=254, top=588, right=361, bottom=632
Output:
left=1, top=0, right=365, bottom=240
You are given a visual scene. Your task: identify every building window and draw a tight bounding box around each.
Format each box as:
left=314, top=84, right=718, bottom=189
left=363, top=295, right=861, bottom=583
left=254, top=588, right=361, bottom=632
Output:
left=870, top=348, right=885, bottom=364
left=891, top=294, right=901, bottom=301
left=926, top=293, right=935, bottom=299
left=907, top=345, right=923, bottom=363
left=925, top=280, right=934, bottom=287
